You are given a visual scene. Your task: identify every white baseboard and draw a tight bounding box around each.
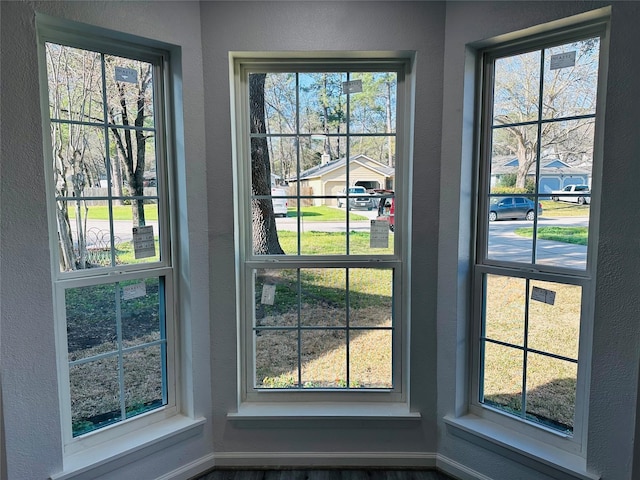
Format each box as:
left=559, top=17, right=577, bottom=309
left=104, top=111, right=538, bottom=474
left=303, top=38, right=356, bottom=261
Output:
left=437, top=454, right=494, bottom=480
left=155, top=453, right=216, bottom=480
left=157, top=451, right=495, bottom=480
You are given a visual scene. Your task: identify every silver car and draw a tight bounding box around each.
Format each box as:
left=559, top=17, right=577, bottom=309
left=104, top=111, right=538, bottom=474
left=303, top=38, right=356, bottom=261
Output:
left=337, top=186, right=375, bottom=210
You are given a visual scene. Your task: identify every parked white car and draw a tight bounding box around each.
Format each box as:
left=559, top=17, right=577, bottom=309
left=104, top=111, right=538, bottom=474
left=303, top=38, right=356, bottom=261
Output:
left=551, top=184, right=591, bottom=205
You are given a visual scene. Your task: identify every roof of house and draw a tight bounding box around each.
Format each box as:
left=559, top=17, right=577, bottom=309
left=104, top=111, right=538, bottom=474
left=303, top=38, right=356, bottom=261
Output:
left=290, top=154, right=395, bottom=181
left=491, top=156, right=591, bottom=176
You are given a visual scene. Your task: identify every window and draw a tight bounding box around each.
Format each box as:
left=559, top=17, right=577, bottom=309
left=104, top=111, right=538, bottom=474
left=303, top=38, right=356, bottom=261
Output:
left=40, top=34, right=176, bottom=447
left=234, top=58, right=411, bottom=402
left=473, top=24, right=605, bottom=448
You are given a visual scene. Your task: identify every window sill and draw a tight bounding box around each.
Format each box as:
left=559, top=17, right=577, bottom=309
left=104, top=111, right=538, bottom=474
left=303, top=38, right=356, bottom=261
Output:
left=229, top=402, right=421, bottom=421
left=50, top=415, right=206, bottom=480
left=444, top=414, right=599, bottom=480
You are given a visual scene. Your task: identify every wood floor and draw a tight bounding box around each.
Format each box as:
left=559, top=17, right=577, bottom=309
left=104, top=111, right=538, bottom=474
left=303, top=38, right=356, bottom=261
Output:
left=193, top=469, right=457, bottom=480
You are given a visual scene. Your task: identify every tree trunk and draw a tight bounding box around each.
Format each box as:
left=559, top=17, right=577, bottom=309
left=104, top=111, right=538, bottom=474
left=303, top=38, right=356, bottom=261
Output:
left=250, top=73, right=284, bottom=255
left=112, top=152, right=124, bottom=205
left=385, top=80, right=393, bottom=166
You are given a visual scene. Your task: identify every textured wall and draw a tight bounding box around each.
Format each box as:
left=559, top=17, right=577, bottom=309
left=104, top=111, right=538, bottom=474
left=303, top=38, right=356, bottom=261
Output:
left=0, top=1, right=212, bottom=479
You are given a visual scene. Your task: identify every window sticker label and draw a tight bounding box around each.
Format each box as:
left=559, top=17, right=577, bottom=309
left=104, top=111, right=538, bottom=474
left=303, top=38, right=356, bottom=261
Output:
left=531, top=286, right=556, bottom=305
left=550, top=51, right=576, bottom=70
left=370, top=220, right=389, bottom=248
left=115, top=66, right=138, bottom=83
left=261, top=284, right=276, bottom=305
left=342, top=79, right=363, bottom=94
left=122, top=282, right=146, bottom=301
left=132, top=225, right=155, bottom=259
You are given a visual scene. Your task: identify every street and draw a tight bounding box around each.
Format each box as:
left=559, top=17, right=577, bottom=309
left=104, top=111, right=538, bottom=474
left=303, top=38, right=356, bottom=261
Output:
left=80, top=210, right=588, bottom=269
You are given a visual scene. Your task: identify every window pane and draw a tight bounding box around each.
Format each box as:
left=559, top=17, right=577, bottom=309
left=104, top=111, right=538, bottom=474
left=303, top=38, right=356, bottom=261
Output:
left=251, top=136, right=296, bottom=197
left=487, top=196, right=536, bottom=263
left=300, top=268, right=346, bottom=327
left=528, top=281, right=581, bottom=360
left=350, top=329, right=392, bottom=388
left=350, top=136, right=395, bottom=168
left=57, top=200, right=162, bottom=270
left=526, top=352, right=576, bottom=433
left=123, top=345, right=165, bottom=419
left=484, top=274, right=525, bottom=346
left=70, top=356, right=120, bottom=437
left=299, top=229, right=347, bottom=256
left=109, top=129, right=159, bottom=200
left=301, top=329, right=347, bottom=388
left=45, top=43, right=104, bottom=122
left=490, top=125, right=538, bottom=196
left=263, top=72, right=297, bottom=134
left=298, top=72, right=347, bottom=135
left=349, top=72, right=397, bottom=135
left=254, top=269, right=298, bottom=328
left=255, top=330, right=298, bottom=388
left=104, top=55, right=155, bottom=127
left=493, top=51, right=541, bottom=126
left=51, top=124, right=107, bottom=199
left=481, top=341, right=523, bottom=415
left=298, top=135, right=338, bottom=183
left=542, top=38, right=600, bottom=120
left=349, top=268, right=393, bottom=328
left=121, top=277, right=163, bottom=347
left=66, top=283, right=117, bottom=361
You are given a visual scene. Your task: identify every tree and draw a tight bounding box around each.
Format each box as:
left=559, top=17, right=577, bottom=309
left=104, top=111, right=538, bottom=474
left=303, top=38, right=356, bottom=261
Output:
left=264, top=73, right=297, bottom=181
left=46, top=44, right=104, bottom=270
left=250, top=73, right=285, bottom=255
left=493, top=39, right=599, bottom=188
left=46, top=45, right=157, bottom=270
left=301, top=73, right=346, bottom=161
left=350, top=72, right=396, bottom=166
left=106, top=57, right=154, bottom=227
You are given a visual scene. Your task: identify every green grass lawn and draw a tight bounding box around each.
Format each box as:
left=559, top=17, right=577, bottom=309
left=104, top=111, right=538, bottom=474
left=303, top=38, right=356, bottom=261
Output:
left=540, top=200, right=590, bottom=217
left=68, top=204, right=159, bottom=221
left=482, top=275, right=580, bottom=432
left=514, top=226, right=588, bottom=245
left=69, top=204, right=364, bottom=222
left=286, top=205, right=368, bottom=221
left=277, top=230, right=393, bottom=255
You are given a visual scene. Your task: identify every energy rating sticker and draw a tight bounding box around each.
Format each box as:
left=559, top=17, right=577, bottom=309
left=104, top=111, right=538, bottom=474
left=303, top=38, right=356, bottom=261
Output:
left=531, top=286, right=556, bottom=305
left=132, top=225, right=156, bottom=259
left=261, top=284, right=276, bottom=305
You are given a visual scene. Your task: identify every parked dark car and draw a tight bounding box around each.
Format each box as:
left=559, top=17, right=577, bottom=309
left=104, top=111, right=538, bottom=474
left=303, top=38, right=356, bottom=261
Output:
left=489, top=196, right=542, bottom=221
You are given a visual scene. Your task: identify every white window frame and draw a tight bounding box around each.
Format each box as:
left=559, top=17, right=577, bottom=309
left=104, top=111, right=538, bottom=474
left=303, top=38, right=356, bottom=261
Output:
left=37, top=24, right=179, bottom=453
left=470, top=20, right=609, bottom=455
left=231, top=54, right=414, bottom=407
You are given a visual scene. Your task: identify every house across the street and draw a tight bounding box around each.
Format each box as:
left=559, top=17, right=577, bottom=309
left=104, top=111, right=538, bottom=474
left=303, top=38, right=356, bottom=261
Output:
left=288, top=153, right=395, bottom=206
left=491, top=156, right=591, bottom=195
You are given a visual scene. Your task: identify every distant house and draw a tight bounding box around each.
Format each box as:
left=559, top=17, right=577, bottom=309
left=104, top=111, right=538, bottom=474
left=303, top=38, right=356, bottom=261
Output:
left=288, top=154, right=395, bottom=206
left=490, top=156, right=591, bottom=196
